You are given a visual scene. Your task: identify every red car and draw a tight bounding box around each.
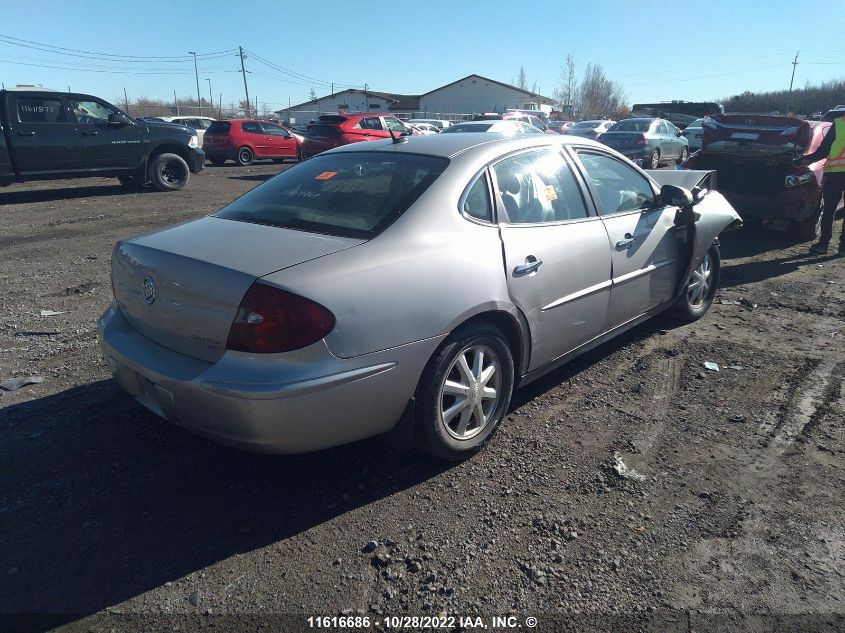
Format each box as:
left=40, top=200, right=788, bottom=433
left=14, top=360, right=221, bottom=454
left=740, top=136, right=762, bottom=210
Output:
left=202, top=119, right=302, bottom=166
left=301, top=113, right=414, bottom=159
left=681, top=114, right=831, bottom=239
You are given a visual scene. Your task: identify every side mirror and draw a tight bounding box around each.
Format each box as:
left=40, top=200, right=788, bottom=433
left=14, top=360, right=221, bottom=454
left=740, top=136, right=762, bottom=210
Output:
left=661, top=183, right=693, bottom=207
left=675, top=130, right=682, bottom=137
left=108, top=113, right=132, bottom=127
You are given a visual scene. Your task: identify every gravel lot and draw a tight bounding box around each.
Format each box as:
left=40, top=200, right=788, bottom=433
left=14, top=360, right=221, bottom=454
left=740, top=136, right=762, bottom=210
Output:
left=1, top=164, right=844, bottom=633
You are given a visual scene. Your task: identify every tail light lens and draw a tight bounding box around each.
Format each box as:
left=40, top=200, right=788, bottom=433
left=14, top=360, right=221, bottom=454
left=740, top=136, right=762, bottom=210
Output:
left=635, top=135, right=648, bottom=145
left=226, top=282, right=335, bottom=353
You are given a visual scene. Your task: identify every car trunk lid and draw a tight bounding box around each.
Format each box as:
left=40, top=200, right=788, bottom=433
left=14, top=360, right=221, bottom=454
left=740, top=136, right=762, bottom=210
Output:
left=701, top=114, right=811, bottom=161
left=112, top=217, right=364, bottom=362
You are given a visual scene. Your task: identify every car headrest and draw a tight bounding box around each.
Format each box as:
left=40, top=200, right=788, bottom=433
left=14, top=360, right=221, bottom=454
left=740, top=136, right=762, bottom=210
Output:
left=498, top=172, right=520, bottom=194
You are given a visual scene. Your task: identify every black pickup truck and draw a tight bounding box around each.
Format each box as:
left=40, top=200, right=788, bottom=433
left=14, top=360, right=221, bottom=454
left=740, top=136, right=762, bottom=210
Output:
left=0, top=89, right=205, bottom=191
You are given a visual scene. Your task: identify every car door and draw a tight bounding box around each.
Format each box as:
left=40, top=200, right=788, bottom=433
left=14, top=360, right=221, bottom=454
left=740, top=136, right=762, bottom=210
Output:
left=571, top=148, right=682, bottom=331
left=656, top=121, right=676, bottom=159
left=493, top=147, right=613, bottom=371
left=6, top=93, right=83, bottom=175
left=68, top=96, right=142, bottom=172
left=240, top=121, right=265, bottom=156
left=259, top=122, right=297, bottom=157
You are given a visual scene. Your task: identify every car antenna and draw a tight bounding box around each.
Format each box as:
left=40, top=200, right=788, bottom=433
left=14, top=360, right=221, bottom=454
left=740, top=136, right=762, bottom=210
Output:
left=389, top=127, right=408, bottom=144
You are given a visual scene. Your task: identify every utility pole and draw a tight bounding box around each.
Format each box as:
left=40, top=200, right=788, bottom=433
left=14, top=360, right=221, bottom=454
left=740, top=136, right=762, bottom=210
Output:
left=174, top=90, right=180, bottom=116
left=206, top=78, right=213, bottom=117
left=189, top=51, right=202, bottom=116
left=239, top=46, right=251, bottom=117
left=123, top=87, right=129, bottom=114
left=331, top=82, right=334, bottom=97
left=218, top=93, right=222, bottom=119
left=786, top=50, right=799, bottom=114
left=364, top=83, right=369, bottom=112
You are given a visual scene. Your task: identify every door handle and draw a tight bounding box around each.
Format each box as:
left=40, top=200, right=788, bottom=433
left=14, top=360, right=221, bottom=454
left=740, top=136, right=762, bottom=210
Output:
left=616, top=235, right=636, bottom=250
left=513, top=256, right=543, bottom=277
left=81, top=130, right=99, bottom=136
left=17, top=131, right=35, bottom=136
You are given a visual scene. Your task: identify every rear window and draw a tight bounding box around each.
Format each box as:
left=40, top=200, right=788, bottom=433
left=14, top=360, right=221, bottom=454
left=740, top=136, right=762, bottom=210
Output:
left=609, top=120, right=651, bottom=132
left=318, top=115, right=349, bottom=124
left=214, top=152, right=448, bottom=239
left=574, top=121, right=601, bottom=129
left=445, top=123, right=493, bottom=133
left=307, top=125, right=341, bottom=138
left=206, top=121, right=231, bottom=134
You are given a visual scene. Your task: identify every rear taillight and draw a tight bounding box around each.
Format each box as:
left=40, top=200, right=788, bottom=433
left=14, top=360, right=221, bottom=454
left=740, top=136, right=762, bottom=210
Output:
left=226, top=282, right=335, bottom=353
left=635, top=135, right=648, bottom=145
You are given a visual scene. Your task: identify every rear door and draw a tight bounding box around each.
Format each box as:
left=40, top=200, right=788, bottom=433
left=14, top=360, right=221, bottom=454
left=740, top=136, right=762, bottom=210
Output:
left=494, top=147, right=612, bottom=370
left=259, top=122, right=297, bottom=157
left=5, top=93, right=83, bottom=175
left=571, top=148, right=682, bottom=330
left=240, top=121, right=265, bottom=156
left=69, top=95, right=142, bottom=172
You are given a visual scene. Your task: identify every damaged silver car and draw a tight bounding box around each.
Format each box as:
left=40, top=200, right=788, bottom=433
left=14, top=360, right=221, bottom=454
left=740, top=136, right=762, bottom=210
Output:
left=98, top=133, right=741, bottom=461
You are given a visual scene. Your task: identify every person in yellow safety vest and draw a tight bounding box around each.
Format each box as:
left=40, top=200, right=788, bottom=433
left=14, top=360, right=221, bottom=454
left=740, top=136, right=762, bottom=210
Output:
left=799, top=114, right=845, bottom=256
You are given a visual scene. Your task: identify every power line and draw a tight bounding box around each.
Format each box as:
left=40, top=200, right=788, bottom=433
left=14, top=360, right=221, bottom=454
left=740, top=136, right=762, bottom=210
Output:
left=0, top=32, right=235, bottom=61
left=244, top=48, right=359, bottom=90
left=0, top=58, right=241, bottom=75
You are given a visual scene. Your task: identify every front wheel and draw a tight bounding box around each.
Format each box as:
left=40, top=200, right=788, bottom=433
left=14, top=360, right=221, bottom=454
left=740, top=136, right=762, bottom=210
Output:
left=415, top=324, right=514, bottom=461
left=671, top=243, right=720, bottom=322
left=236, top=146, right=254, bottom=166
left=148, top=153, right=190, bottom=192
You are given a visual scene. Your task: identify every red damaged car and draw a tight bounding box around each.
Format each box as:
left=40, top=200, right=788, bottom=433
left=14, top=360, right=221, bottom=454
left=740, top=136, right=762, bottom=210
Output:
left=300, top=113, right=415, bottom=159
left=681, top=114, right=831, bottom=239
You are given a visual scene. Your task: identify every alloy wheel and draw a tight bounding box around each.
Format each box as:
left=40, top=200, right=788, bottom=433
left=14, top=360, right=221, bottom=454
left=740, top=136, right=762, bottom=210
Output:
left=688, top=252, right=713, bottom=307
left=438, top=344, right=502, bottom=440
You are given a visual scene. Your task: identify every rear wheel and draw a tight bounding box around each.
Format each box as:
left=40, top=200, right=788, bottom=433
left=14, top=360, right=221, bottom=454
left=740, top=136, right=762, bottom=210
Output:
left=648, top=149, right=660, bottom=169
left=148, top=153, right=190, bottom=192
left=236, top=146, right=254, bottom=166
left=415, top=324, right=514, bottom=461
left=671, top=243, right=720, bottom=322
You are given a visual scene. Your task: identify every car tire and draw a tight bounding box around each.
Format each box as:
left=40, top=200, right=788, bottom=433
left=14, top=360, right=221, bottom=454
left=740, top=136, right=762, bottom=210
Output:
left=794, top=200, right=823, bottom=241
left=209, top=157, right=226, bottom=167
left=671, top=243, right=720, bottom=322
left=648, top=150, right=660, bottom=169
left=297, top=149, right=304, bottom=162
left=148, top=153, right=190, bottom=192
left=415, top=323, right=514, bottom=462
left=677, top=147, right=689, bottom=164
left=236, top=146, right=254, bottom=166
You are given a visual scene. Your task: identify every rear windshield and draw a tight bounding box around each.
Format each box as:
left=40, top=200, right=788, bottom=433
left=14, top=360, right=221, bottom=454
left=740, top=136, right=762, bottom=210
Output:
left=609, top=120, right=651, bottom=132
left=318, top=115, right=349, bottom=124
left=574, top=121, right=601, bottom=129
left=444, top=123, right=493, bottom=133
left=307, top=125, right=341, bottom=138
left=214, top=152, right=448, bottom=239
left=206, top=121, right=231, bottom=134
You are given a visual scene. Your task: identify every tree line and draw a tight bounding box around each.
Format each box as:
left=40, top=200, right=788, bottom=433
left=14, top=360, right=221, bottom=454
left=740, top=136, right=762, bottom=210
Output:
left=718, top=78, right=845, bottom=116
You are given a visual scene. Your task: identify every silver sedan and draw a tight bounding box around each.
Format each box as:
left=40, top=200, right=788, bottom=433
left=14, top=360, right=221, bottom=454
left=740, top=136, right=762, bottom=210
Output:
left=98, top=133, right=741, bottom=460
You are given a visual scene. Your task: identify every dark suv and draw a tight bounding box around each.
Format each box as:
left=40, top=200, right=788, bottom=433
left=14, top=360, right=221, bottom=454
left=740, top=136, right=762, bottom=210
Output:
left=301, top=113, right=413, bottom=159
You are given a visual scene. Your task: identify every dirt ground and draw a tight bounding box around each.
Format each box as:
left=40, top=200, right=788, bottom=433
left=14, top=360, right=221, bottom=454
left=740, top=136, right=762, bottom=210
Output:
left=1, top=164, right=843, bottom=633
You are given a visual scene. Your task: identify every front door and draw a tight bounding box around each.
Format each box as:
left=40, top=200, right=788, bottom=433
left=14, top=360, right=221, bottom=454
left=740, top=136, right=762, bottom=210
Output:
left=259, top=122, right=297, bottom=158
left=572, top=149, right=682, bottom=330
left=68, top=96, right=142, bottom=172
left=493, top=147, right=612, bottom=371
left=6, top=93, right=83, bottom=175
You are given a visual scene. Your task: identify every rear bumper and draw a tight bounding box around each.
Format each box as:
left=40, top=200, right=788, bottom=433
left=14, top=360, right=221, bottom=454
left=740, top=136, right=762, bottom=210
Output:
left=719, top=184, right=821, bottom=222
left=96, top=303, right=439, bottom=454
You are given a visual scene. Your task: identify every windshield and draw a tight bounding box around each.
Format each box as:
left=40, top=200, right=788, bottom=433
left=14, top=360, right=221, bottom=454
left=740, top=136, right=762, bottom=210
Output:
left=574, top=121, right=600, bottom=129
left=608, top=120, right=652, bottom=132
left=214, top=152, right=448, bottom=239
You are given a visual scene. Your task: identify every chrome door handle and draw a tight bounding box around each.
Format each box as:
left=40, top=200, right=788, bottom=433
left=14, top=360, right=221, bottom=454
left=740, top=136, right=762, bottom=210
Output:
left=513, top=257, right=543, bottom=276
left=616, top=236, right=636, bottom=250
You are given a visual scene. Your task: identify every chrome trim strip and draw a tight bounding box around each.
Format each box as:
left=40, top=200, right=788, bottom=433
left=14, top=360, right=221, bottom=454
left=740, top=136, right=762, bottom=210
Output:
left=542, top=279, right=613, bottom=311
left=201, top=362, right=397, bottom=400
left=612, top=257, right=677, bottom=286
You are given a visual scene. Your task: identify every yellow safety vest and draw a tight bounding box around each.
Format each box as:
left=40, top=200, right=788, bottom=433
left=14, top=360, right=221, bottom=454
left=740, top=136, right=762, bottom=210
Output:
left=824, top=116, right=845, bottom=173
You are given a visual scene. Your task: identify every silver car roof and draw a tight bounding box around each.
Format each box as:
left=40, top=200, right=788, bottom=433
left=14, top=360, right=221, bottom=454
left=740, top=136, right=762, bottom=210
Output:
left=327, top=133, right=605, bottom=160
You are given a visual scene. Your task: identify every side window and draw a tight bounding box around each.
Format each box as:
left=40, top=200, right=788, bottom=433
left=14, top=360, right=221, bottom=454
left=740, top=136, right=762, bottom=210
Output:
left=577, top=152, right=656, bottom=214
left=357, top=117, right=383, bottom=131
left=69, top=99, right=116, bottom=124
left=261, top=122, right=289, bottom=136
left=657, top=122, right=669, bottom=135
left=241, top=122, right=262, bottom=134
left=383, top=117, right=407, bottom=133
left=199, top=119, right=213, bottom=129
left=463, top=175, right=492, bottom=222
left=17, top=97, right=67, bottom=123
left=493, top=149, right=589, bottom=224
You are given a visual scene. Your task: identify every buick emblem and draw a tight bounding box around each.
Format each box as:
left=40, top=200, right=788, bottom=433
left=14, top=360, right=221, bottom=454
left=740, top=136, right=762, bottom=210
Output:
left=744, top=118, right=756, bottom=125
left=143, top=276, right=157, bottom=304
